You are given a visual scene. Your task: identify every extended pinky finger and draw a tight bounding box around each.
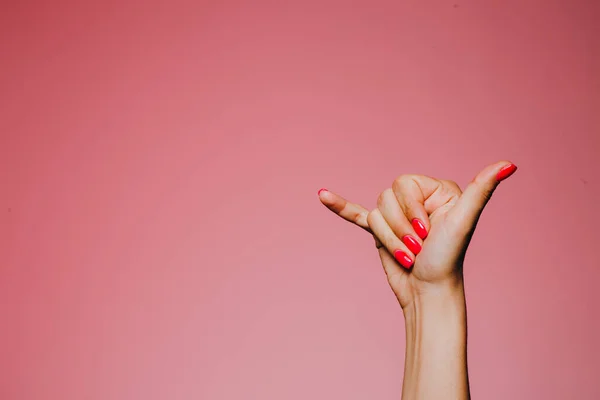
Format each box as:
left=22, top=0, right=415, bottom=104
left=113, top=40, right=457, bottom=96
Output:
left=318, top=188, right=370, bottom=232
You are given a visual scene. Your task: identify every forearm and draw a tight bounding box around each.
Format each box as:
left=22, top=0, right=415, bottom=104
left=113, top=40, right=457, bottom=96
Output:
left=401, top=278, right=470, bottom=400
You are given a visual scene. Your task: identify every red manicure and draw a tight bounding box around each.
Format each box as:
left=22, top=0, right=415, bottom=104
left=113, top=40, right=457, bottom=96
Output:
left=394, top=250, right=414, bottom=269
left=318, top=188, right=327, bottom=195
left=402, top=235, right=422, bottom=255
left=496, top=163, right=517, bottom=182
left=411, top=219, right=428, bottom=240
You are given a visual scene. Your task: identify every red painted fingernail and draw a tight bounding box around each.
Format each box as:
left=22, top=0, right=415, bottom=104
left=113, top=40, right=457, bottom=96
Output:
left=496, top=163, right=517, bottom=182
left=402, top=235, right=422, bottom=255
left=394, top=250, right=414, bottom=269
left=318, top=188, right=327, bottom=196
left=411, top=219, right=428, bottom=239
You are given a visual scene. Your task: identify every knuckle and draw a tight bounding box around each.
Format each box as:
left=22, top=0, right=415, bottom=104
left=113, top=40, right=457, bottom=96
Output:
left=475, top=182, right=493, bottom=202
left=377, top=188, right=393, bottom=207
left=353, top=210, right=364, bottom=224
left=441, top=179, right=460, bottom=191
left=366, top=209, right=378, bottom=226
left=440, top=179, right=463, bottom=200
left=392, top=174, right=413, bottom=189
left=481, top=188, right=493, bottom=202
left=376, top=191, right=385, bottom=207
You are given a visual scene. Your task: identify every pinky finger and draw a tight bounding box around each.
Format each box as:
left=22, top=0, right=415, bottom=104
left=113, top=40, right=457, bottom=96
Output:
left=318, top=189, right=370, bottom=232
left=377, top=246, right=409, bottom=301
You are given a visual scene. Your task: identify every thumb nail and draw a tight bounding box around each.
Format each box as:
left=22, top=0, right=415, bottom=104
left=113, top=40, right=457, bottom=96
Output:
left=496, top=163, right=517, bottom=182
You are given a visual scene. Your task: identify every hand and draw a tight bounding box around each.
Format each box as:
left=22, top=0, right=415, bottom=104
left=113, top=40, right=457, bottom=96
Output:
left=318, top=161, right=517, bottom=309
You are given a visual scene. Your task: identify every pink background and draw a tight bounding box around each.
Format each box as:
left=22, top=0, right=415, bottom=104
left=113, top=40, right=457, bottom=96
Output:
left=1, top=0, right=599, bottom=399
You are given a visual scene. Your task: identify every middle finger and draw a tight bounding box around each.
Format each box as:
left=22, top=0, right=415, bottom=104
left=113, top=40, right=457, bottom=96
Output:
left=377, top=189, right=423, bottom=256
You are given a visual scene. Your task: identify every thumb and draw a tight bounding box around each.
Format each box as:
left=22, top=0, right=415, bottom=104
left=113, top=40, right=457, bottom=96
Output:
left=450, top=161, right=518, bottom=234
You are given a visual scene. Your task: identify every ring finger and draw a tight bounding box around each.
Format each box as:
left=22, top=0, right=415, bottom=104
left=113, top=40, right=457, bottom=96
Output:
left=367, top=208, right=415, bottom=269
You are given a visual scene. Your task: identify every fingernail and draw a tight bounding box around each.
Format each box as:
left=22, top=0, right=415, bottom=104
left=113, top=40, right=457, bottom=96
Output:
left=318, top=188, right=327, bottom=196
left=496, top=163, right=517, bottom=182
left=394, top=250, right=414, bottom=269
left=402, top=235, right=422, bottom=255
left=411, top=219, right=428, bottom=239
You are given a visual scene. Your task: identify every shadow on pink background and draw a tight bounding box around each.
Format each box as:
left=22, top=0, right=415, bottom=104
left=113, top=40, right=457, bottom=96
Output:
left=1, top=0, right=599, bottom=399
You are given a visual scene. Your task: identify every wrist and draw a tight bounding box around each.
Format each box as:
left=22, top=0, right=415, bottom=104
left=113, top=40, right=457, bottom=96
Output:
left=403, top=278, right=467, bottom=349
left=403, top=273, right=466, bottom=313
left=401, top=277, right=470, bottom=399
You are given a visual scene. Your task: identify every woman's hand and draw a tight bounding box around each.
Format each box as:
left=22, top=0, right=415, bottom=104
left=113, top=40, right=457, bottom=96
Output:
left=319, top=160, right=517, bottom=399
left=318, top=160, right=517, bottom=309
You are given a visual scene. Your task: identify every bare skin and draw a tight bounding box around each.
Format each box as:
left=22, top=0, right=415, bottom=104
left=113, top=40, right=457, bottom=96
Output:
left=318, top=160, right=517, bottom=400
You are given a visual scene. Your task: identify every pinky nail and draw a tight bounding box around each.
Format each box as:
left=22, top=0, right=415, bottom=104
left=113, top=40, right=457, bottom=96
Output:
left=411, top=219, right=428, bottom=240
left=318, top=188, right=327, bottom=195
left=496, top=164, right=517, bottom=182
left=394, top=250, right=414, bottom=269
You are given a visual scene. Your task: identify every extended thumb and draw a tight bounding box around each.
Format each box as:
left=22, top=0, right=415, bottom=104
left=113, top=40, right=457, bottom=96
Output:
left=452, top=161, right=518, bottom=232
